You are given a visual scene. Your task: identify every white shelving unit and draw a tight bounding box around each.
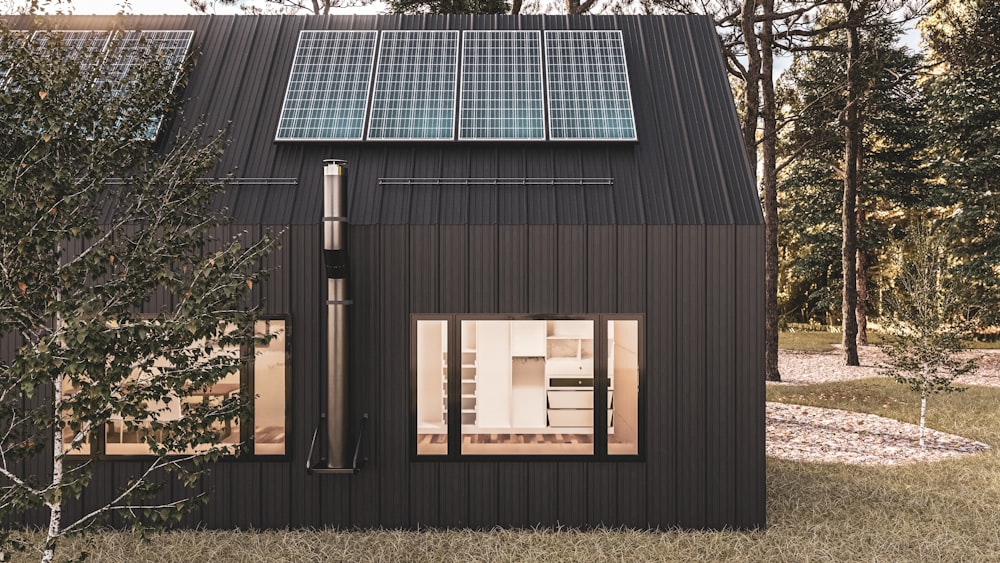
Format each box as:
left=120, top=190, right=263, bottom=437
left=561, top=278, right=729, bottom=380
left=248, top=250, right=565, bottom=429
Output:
left=543, top=320, right=611, bottom=432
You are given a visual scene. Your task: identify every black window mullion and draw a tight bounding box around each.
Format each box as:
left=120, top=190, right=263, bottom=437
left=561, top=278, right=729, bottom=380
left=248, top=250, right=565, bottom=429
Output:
left=594, top=316, right=608, bottom=457
left=447, top=316, right=462, bottom=457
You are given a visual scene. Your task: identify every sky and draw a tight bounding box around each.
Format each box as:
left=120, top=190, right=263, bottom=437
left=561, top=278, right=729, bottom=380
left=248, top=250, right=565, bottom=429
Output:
left=35, top=0, right=925, bottom=77
left=46, top=0, right=385, bottom=14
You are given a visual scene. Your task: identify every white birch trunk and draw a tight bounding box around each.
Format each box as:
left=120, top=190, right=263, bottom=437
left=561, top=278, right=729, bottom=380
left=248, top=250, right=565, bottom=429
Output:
left=42, top=374, right=62, bottom=563
left=919, top=361, right=928, bottom=449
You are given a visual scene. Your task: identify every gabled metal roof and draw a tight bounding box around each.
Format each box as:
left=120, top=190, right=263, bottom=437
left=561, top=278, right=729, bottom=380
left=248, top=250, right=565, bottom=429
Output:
left=11, top=14, right=762, bottom=226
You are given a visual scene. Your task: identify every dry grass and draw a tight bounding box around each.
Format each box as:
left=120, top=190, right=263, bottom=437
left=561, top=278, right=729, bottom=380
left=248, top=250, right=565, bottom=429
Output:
left=10, top=380, right=1000, bottom=562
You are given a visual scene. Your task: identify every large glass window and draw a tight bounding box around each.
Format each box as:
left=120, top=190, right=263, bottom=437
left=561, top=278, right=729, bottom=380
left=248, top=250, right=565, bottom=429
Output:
left=415, top=319, right=448, bottom=455
left=252, top=319, right=287, bottom=456
left=414, top=315, right=641, bottom=458
left=608, top=320, right=639, bottom=455
left=62, top=318, right=288, bottom=457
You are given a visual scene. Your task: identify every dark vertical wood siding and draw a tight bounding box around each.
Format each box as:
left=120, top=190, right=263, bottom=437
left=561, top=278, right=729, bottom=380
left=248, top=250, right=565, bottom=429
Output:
left=8, top=222, right=763, bottom=531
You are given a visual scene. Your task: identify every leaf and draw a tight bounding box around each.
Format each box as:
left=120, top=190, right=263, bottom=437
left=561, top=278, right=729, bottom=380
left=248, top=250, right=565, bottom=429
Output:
left=41, top=133, right=52, bottom=142
left=17, top=281, right=27, bottom=296
left=246, top=280, right=253, bottom=289
left=38, top=91, right=47, bottom=100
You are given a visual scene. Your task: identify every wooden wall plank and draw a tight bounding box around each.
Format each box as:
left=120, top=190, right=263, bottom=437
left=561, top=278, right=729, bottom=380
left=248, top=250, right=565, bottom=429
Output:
left=677, top=226, right=707, bottom=528
left=705, top=226, right=736, bottom=528
left=644, top=226, right=677, bottom=526
left=376, top=227, right=410, bottom=527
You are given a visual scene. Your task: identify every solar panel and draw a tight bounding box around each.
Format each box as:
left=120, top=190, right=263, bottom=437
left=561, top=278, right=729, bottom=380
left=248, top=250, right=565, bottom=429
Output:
left=544, top=30, right=637, bottom=141
left=275, top=30, right=377, bottom=141
left=1, top=30, right=30, bottom=82
left=368, top=31, right=459, bottom=141
left=458, top=31, right=544, bottom=141
left=106, top=30, right=192, bottom=78
left=104, top=31, right=194, bottom=139
left=32, top=30, right=112, bottom=58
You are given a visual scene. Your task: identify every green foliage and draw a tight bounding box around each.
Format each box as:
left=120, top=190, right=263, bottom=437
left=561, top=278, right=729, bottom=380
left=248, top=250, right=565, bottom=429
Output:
left=878, top=223, right=976, bottom=438
left=922, top=0, right=1000, bottom=324
left=387, top=0, right=509, bottom=13
left=776, top=13, right=929, bottom=324
left=0, top=18, right=275, bottom=557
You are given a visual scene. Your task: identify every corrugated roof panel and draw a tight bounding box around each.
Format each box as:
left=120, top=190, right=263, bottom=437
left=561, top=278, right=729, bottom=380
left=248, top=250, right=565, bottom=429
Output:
left=626, top=17, right=675, bottom=224
left=408, top=146, right=444, bottom=224
left=378, top=146, right=416, bottom=225
left=524, top=151, right=557, bottom=225
left=581, top=148, right=615, bottom=224
left=552, top=149, right=587, bottom=224
left=666, top=17, right=729, bottom=224
left=459, top=145, right=496, bottom=224
left=494, top=145, right=528, bottom=225
left=656, top=17, right=705, bottom=224
left=689, top=17, right=762, bottom=225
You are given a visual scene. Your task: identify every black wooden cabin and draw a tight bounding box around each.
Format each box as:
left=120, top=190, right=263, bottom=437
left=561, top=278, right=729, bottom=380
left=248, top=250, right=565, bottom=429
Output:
left=8, top=13, right=765, bottom=530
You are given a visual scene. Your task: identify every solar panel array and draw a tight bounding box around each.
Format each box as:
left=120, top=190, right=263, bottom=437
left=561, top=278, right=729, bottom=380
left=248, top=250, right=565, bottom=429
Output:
left=275, top=31, right=377, bottom=141
left=545, top=30, right=636, bottom=141
left=368, top=31, right=459, bottom=140
left=32, top=30, right=112, bottom=58
left=459, top=31, right=544, bottom=140
left=273, top=28, right=637, bottom=142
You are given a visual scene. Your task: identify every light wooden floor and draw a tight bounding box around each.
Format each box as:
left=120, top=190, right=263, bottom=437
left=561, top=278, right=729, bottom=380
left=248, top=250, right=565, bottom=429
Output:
left=418, top=433, right=594, bottom=445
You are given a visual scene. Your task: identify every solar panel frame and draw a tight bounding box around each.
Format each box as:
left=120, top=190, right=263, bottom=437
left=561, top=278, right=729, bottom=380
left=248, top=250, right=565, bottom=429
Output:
left=458, top=30, right=545, bottom=142
left=367, top=30, right=460, bottom=141
left=544, top=30, right=638, bottom=142
left=274, top=30, right=378, bottom=142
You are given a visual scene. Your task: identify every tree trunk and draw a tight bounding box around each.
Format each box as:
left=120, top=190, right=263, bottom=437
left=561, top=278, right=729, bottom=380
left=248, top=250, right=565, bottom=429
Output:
left=511, top=0, right=523, bottom=14
left=856, top=141, right=868, bottom=346
left=43, top=375, right=64, bottom=563
left=919, top=387, right=927, bottom=449
left=856, top=246, right=869, bottom=346
left=739, top=0, right=761, bottom=176
left=760, top=0, right=781, bottom=382
left=841, top=0, right=862, bottom=366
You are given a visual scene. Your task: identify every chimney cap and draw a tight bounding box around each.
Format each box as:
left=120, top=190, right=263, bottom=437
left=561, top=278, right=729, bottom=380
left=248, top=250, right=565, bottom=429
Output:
left=324, top=159, right=348, bottom=166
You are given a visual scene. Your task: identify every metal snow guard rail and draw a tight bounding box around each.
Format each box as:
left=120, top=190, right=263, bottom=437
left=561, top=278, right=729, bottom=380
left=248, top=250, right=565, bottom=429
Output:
left=378, top=177, right=614, bottom=187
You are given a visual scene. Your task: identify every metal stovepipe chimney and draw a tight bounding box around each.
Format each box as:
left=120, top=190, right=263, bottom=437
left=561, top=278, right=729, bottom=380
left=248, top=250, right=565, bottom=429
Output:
left=324, top=159, right=350, bottom=470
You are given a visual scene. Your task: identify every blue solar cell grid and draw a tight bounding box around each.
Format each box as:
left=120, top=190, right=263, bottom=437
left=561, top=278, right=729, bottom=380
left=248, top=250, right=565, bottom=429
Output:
left=459, top=30, right=544, bottom=141
left=368, top=31, right=459, bottom=140
left=275, top=30, right=378, bottom=141
left=544, top=30, right=637, bottom=141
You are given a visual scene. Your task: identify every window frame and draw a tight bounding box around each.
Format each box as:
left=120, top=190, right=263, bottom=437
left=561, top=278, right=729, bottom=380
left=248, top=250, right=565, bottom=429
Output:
left=411, top=313, right=644, bottom=462
left=65, top=314, right=292, bottom=462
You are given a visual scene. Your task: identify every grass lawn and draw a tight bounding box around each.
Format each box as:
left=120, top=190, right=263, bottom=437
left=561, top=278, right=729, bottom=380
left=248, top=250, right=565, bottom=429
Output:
left=18, top=380, right=1000, bottom=562
left=779, top=329, right=1000, bottom=352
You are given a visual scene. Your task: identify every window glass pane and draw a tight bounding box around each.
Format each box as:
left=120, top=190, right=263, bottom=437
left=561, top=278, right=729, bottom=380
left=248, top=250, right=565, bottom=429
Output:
left=61, top=377, right=91, bottom=456
left=608, top=320, right=639, bottom=455
left=416, top=320, right=448, bottom=454
left=254, top=320, right=286, bottom=455
left=462, top=319, right=594, bottom=455
left=105, top=326, right=241, bottom=456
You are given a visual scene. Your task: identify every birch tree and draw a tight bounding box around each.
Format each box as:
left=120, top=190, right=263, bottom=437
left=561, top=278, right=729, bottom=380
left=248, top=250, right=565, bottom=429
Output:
left=879, top=222, right=975, bottom=448
left=0, top=23, right=274, bottom=562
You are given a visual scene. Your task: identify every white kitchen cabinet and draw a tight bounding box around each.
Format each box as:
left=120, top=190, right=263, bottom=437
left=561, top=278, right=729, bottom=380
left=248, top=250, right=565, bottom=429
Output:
left=510, top=320, right=546, bottom=356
